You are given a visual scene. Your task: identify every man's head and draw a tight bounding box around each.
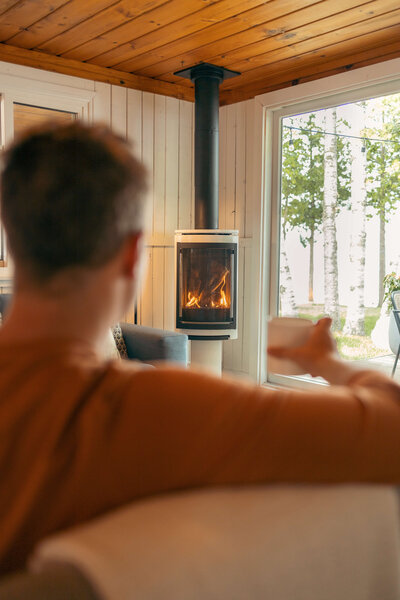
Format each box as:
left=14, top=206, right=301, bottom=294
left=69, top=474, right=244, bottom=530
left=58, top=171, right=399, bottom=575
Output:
left=1, top=121, right=148, bottom=287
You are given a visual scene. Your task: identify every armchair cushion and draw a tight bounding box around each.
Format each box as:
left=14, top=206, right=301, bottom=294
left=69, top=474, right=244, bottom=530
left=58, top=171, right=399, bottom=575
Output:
left=121, top=322, right=188, bottom=365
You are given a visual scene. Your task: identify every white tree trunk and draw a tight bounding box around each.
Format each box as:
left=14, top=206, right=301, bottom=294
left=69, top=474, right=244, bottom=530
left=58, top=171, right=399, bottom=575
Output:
left=323, top=108, right=341, bottom=330
left=343, top=104, right=367, bottom=335
left=280, top=241, right=298, bottom=317
left=378, top=207, right=386, bottom=306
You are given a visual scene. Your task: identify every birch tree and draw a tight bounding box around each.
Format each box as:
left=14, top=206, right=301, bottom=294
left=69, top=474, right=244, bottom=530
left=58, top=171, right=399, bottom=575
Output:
left=322, top=108, right=341, bottom=330
left=365, top=97, right=400, bottom=306
left=343, top=103, right=367, bottom=335
left=282, top=114, right=324, bottom=303
left=280, top=122, right=301, bottom=316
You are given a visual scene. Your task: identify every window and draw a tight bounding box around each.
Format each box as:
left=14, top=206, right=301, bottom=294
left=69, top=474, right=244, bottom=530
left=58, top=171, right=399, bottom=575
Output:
left=265, top=77, right=400, bottom=387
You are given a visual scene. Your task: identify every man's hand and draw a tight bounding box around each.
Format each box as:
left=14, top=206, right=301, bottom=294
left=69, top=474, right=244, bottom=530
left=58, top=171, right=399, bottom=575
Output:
left=268, top=317, right=361, bottom=385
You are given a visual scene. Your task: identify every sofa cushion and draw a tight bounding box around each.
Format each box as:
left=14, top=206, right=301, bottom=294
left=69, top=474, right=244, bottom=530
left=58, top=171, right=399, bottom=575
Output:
left=31, top=485, right=400, bottom=600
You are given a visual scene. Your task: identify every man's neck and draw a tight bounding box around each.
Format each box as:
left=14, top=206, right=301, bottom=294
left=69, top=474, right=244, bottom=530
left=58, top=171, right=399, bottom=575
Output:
left=0, top=284, right=117, bottom=353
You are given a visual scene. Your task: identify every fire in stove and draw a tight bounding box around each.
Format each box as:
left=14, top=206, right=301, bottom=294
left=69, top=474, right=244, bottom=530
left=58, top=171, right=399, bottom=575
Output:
left=183, top=262, right=231, bottom=323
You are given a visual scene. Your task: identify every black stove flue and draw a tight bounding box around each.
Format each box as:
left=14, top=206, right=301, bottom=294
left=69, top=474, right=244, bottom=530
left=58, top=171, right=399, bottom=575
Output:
left=174, top=63, right=239, bottom=229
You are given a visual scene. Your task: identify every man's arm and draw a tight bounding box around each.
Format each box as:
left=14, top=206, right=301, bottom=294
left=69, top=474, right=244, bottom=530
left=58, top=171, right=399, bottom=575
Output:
left=71, top=357, right=400, bottom=526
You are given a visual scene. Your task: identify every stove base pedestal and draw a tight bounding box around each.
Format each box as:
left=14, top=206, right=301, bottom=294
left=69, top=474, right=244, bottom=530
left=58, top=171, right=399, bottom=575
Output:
left=190, top=339, right=222, bottom=376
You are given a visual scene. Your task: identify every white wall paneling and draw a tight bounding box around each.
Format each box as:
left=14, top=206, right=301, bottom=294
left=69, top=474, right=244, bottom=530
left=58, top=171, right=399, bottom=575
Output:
left=153, top=95, right=166, bottom=237
left=178, top=100, right=194, bottom=230
left=127, top=88, right=142, bottom=155
left=220, top=100, right=255, bottom=376
left=110, top=85, right=127, bottom=138
left=137, top=95, right=194, bottom=330
left=165, top=96, right=179, bottom=238
left=92, top=81, right=110, bottom=125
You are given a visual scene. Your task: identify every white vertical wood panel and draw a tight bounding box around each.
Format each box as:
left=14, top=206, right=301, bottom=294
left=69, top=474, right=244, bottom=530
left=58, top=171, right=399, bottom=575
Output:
left=245, top=100, right=255, bottom=239
left=225, top=104, right=236, bottom=231
left=2, top=94, right=14, bottom=146
left=123, top=302, right=136, bottom=325
left=140, top=247, right=153, bottom=327
left=111, top=85, right=127, bottom=138
left=235, top=102, right=246, bottom=237
left=232, top=245, right=245, bottom=372
left=153, top=95, right=166, bottom=237
left=219, top=100, right=254, bottom=375
left=165, top=96, right=179, bottom=237
left=190, top=103, right=195, bottom=230
left=221, top=104, right=236, bottom=370
left=164, top=247, right=175, bottom=331
left=152, top=247, right=164, bottom=329
left=142, top=92, right=154, bottom=241
left=219, top=106, right=227, bottom=229
left=178, top=100, right=193, bottom=230
left=242, top=246, right=252, bottom=375
left=127, top=88, right=142, bottom=153
left=92, top=81, right=111, bottom=125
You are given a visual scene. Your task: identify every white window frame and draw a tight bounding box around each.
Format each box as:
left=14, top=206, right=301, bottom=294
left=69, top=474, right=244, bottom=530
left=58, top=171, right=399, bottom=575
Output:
left=0, top=61, right=96, bottom=280
left=248, top=57, right=400, bottom=387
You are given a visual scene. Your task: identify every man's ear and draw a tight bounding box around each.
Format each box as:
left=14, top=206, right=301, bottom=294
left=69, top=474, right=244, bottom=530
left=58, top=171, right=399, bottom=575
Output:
left=121, top=232, right=145, bottom=279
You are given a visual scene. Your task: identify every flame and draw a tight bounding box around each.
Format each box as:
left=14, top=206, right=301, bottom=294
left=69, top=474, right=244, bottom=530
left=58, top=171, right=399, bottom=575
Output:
left=186, top=292, right=201, bottom=308
left=219, top=290, right=228, bottom=307
left=185, top=269, right=230, bottom=309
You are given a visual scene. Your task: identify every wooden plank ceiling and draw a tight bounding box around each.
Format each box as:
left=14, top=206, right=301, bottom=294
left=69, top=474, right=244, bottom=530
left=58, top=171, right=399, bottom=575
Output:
left=0, top=0, right=398, bottom=105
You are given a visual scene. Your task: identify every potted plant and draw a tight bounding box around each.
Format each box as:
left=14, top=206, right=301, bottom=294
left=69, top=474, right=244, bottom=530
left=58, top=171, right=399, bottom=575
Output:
left=371, top=272, right=400, bottom=352
left=383, top=272, right=400, bottom=354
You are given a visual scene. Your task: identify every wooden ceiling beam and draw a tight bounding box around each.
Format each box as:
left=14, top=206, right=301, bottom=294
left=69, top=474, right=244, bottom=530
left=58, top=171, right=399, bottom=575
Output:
left=0, top=43, right=194, bottom=102
left=220, top=40, right=400, bottom=104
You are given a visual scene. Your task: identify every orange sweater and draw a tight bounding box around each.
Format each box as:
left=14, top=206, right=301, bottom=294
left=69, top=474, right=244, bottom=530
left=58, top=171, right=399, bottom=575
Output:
left=1, top=336, right=400, bottom=574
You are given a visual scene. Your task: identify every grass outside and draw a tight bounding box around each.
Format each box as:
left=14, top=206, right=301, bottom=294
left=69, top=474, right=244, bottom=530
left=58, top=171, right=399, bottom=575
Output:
left=297, top=304, right=386, bottom=361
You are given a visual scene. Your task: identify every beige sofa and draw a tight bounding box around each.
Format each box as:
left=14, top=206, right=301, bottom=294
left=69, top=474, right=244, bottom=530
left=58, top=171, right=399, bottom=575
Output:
left=2, top=485, right=399, bottom=599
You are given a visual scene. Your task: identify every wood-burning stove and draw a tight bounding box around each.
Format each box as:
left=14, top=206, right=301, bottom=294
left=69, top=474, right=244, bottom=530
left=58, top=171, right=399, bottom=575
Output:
left=175, top=230, right=238, bottom=339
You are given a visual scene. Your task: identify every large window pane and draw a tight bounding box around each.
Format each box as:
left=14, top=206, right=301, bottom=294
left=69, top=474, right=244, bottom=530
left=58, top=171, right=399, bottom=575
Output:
left=277, top=93, right=400, bottom=381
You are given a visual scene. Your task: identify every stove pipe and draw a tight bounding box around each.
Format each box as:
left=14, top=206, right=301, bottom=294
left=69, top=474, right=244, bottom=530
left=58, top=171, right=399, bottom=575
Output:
left=174, top=63, right=239, bottom=230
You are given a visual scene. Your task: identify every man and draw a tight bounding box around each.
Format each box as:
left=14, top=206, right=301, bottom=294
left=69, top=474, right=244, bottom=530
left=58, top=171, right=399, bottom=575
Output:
left=0, top=122, right=399, bottom=575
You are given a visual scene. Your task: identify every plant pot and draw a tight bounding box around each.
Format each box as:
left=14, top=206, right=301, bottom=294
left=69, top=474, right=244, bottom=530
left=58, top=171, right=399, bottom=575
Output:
left=389, top=311, right=400, bottom=355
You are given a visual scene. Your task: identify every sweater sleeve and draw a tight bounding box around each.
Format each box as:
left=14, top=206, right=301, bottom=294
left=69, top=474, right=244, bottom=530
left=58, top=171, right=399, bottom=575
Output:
left=70, top=366, right=400, bottom=517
